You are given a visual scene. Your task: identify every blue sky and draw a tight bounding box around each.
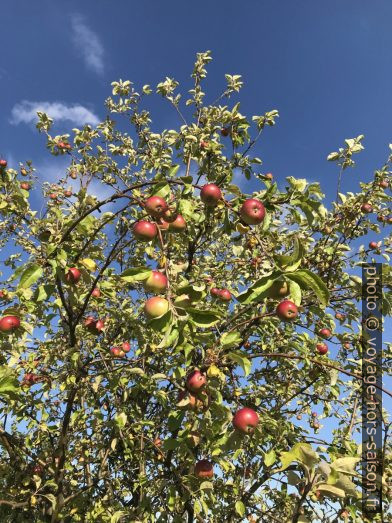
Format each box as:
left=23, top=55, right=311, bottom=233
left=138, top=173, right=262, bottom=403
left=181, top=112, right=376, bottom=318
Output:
left=1, top=1, right=390, bottom=444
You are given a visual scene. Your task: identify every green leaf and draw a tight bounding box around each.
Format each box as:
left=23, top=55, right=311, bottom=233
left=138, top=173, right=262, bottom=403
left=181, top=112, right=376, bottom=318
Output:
left=220, top=331, right=242, bottom=347
left=188, top=309, right=221, bottom=327
left=152, top=182, right=171, bottom=198
left=330, top=457, right=359, bottom=474
left=237, top=271, right=282, bottom=304
left=288, top=280, right=302, bottom=305
left=18, top=264, right=43, bottom=289
left=278, top=443, right=319, bottom=471
left=235, top=500, right=245, bottom=517
left=264, top=449, right=276, bottom=467
left=120, top=267, right=151, bottom=283
left=316, top=484, right=346, bottom=498
left=274, top=237, right=304, bottom=272
left=227, top=352, right=251, bottom=376
left=0, top=367, right=19, bottom=396
left=114, top=412, right=127, bottom=429
left=286, top=269, right=329, bottom=307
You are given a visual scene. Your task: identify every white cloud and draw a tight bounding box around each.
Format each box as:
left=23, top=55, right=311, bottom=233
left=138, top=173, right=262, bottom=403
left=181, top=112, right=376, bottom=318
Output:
left=10, top=101, right=100, bottom=127
left=71, top=14, right=104, bottom=75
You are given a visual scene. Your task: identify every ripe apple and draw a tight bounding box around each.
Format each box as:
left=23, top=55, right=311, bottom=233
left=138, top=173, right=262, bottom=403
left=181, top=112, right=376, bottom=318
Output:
left=144, top=271, right=168, bottom=294
left=64, top=189, right=73, bottom=197
left=311, top=412, right=318, bottom=418
left=162, top=209, right=178, bottom=223
left=268, top=280, right=289, bottom=299
left=316, top=343, right=328, bottom=355
left=318, top=328, right=331, bottom=339
left=122, top=342, right=131, bottom=353
left=153, top=437, right=162, bottom=448
left=0, top=290, right=6, bottom=299
left=144, top=196, right=168, bottom=218
left=265, top=172, right=274, bottom=180
left=200, top=140, right=209, bottom=149
left=49, top=193, right=58, bottom=200
left=70, top=170, right=78, bottom=179
left=66, top=267, right=81, bottom=284
left=186, top=370, right=207, bottom=393
left=157, top=218, right=170, bottom=231
left=233, top=407, right=259, bottom=434
left=144, top=297, right=169, bottom=319
left=220, top=127, right=230, bottom=137
left=335, top=312, right=345, bottom=321
left=0, top=316, right=21, bottom=333
left=240, top=199, right=266, bottom=225
left=84, top=317, right=103, bottom=334
left=210, top=287, right=221, bottom=297
left=110, top=347, right=125, bottom=357
left=200, top=184, right=222, bottom=207
left=369, top=241, right=378, bottom=250
left=361, top=203, right=372, bottom=214
left=276, top=300, right=298, bottom=321
left=377, top=215, right=385, bottom=222
left=218, top=289, right=232, bottom=302
left=133, top=221, right=158, bottom=241
left=91, top=287, right=101, bottom=298
left=244, top=341, right=251, bottom=349
left=194, top=459, right=214, bottom=478
left=95, top=319, right=104, bottom=332
left=169, top=214, right=186, bottom=232
left=379, top=180, right=388, bottom=189
left=0, top=159, right=7, bottom=169
left=20, top=182, right=30, bottom=190
left=32, top=464, right=43, bottom=475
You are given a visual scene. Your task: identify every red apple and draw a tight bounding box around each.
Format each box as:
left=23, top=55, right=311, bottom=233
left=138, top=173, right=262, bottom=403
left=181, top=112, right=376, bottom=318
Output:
left=318, top=328, right=331, bottom=339
left=265, top=172, right=274, bottom=180
left=144, top=297, right=169, bottom=319
left=221, top=127, right=230, bottom=137
left=0, top=159, right=7, bottom=169
left=153, top=437, right=162, bottom=448
left=210, top=287, right=221, bottom=297
left=169, top=214, right=186, bottom=232
left=110, top=347, right=125, bottom=357
left=91, top=287, right=101, bottom=298
left=122, top=342, right=131, bottom=353
left=233, top=407, right=259, bottom=434
left=200, top=140, right=209, bottom=149
left=20, top=182, right=30, bottom=190
left=389, top=217, right=392, bottom=224
left=66, top=267, right=81, bottom=284
left=268, top=280, right=289, bottom=299
left=84, top=316, right=102, bottom=334
left=369, top=241, right=378, bottom=250
left=240, top=199, right=266, bottom=225
left=157, top=218, right=170, bottom=231
left=379, top=180, right=388, bottom=189
left=32, top=464, right=43, bottom=475
left=133, top=221, right=157, bottom=241
left=335, top=312, right=345, bottom=321
left=49, top=193, right=58, bottom=200
left=316, top=343, right=328, bottom=355
left=276, top=300, right=298, bottom=321
left=95, top=319, right=104, bottom=332
left=194, top=459, right=214, bottom=479
left=145, top=196, right=168, bottom=218
left=64, top=189, right=73, bottom=197
left=200, top=184, right=222, bottom=207
left=144, top=271, right=168, bottom=294
left=186, top=370, right=207, bottom=393
left=377, top=215, right=385, bottom=223
left=361, top=203, right=372, bottom=214
left=162, top=209, right=178, bottom=223
left=219, top=289, right=232, bottom=302
left=0, top=316, right=20, bottom=333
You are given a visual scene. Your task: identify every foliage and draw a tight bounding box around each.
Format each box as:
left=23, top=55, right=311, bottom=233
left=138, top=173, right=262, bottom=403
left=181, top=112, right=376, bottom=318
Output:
left=0, top=51, right=391, bottom=522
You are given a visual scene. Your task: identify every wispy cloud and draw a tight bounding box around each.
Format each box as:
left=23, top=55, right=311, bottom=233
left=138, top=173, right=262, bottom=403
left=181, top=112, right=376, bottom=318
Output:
left=71, top=14, right=104, bottom=75
left=10, top=101, right=100, bottom=127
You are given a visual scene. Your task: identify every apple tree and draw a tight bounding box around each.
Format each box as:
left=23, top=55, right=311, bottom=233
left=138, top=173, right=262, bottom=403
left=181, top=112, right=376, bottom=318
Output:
left=0, top=51, right=391, bottom=522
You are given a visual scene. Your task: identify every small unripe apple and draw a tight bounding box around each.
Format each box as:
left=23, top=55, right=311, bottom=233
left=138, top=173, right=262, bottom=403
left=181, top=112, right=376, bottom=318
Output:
left=311, top=412, right=317, bottom=417
left=186, top=370, right=207, bottom=393
left=244, top=341, right=251, bottom=349
left=133, top=221, right=158, bottom=241
left=200, top=184, right=222, bottom=207
left=91, top=287, right=101, bottom=298
left=144, top=297, right=169, bottom=319
left=0, top=159, right=8, bottom=169
left=153, top=437, right=162, bottom=447
left=64, top=189, right=73, bottom=197
left=49, top=193, right=58, bottom=200
left=32, top=464, right=43, bottom=475
left=218, top=289, right=232, bottom=302
left=316, top=343, right=328, bottom=355
left=122, top=342, right=131, bottom=353
left=265, top=172, right=274, bottom=180
left=210, top=287, right=221, bottom=297
left=335, top=312, right=345, bottom=321
left=233, top=407, right=259, bottom=434
left=169, top=214, right=186, bottom=232
left=268, top=280, right=289, bottom=299
left=194, top=459, right=214, bottom=479
left=144, top=271, right=168, bottom=294
left=220, top=127, right=230, bottom=137
left=369, top=241, right=378, bottom=250
left=20, top=182, right=30, bottom=190
left=0, top=290, right=6, bottom=299
left=318, top=328, right=331, bottom=339
left=144, top=196, right=168, bottom=218
left=361, top=203, right=372, bottom=214
left=379, top=180, right=388, bottom=189
left=0, top=315, right=21, bottom=333
left=240, top=199, right=266, bottom=225
left=276, top=300, right=298, bottom=321
left=377, top=215, right=385, bottom=222
left=66, top=267, right=81, bottom=284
